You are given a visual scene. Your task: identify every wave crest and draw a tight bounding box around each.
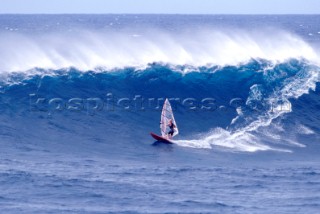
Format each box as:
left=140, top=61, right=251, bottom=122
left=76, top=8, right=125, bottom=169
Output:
left=0, top=28, right=318, bottom=72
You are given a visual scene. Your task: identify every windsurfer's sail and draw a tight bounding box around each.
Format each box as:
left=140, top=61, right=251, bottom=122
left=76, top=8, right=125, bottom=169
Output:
left=160, top=99, right=179, bottom=138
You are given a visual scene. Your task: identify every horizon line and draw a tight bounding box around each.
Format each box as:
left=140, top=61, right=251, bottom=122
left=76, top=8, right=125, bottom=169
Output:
left=0, top=13, right=319, bottom=15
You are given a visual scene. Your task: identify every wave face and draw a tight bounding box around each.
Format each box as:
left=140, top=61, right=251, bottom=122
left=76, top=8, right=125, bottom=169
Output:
left=1, top=59, right=320, bottom=153
left=0, top=15, right=320, bottom=154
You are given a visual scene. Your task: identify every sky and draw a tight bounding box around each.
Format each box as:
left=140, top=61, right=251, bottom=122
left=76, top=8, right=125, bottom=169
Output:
left=0, top=0, right=319, bottom=14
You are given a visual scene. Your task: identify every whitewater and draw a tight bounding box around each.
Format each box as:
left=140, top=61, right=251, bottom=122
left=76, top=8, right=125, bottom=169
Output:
left=0, top=26, right=318, bottom=72
left=0, top=15, right=320, bottom=213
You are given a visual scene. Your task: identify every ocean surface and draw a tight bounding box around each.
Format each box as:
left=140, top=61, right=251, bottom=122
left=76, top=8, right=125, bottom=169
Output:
left=0, top=15, right=320, bottom=213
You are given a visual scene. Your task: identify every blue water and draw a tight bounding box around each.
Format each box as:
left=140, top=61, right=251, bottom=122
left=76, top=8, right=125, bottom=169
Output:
left=1, top=15, right=320, bottom=213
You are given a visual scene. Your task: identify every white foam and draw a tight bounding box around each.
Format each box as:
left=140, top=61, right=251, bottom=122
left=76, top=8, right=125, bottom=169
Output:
left=0, top=28, right=318, bottom=73
left=174, top=128, right=290, bottom=152
left=298, top=125, right=315, bottom=135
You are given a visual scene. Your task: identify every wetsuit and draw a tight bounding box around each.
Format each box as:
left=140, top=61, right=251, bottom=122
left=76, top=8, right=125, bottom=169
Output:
left=168, top=123, right=175, bottom=136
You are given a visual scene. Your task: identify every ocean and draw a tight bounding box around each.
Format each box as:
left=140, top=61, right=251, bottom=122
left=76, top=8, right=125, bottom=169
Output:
left=0, top=14, right=320, bottom=213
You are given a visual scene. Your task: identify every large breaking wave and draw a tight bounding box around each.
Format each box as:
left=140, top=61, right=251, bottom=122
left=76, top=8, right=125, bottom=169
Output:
left=0, top=26, right=320, bottom=153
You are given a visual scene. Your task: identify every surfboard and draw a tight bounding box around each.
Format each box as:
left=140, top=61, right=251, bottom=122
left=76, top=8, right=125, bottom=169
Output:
left=151, top=98, right=178, bottom=144
left=150, top=132, right=173, bottom=144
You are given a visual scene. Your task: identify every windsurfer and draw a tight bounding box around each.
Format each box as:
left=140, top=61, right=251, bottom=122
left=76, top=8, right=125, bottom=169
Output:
left=167, top=119, right=176, bottom=139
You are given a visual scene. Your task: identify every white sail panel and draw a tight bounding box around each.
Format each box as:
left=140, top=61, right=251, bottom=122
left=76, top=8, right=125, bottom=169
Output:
left=160, top=99, right=179, bottom=138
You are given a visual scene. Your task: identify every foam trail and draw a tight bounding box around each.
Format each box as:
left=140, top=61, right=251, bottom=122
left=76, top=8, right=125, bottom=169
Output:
left=174, top=128, right=287, bottom=152
left=0, top=28, right=318, bottom=73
